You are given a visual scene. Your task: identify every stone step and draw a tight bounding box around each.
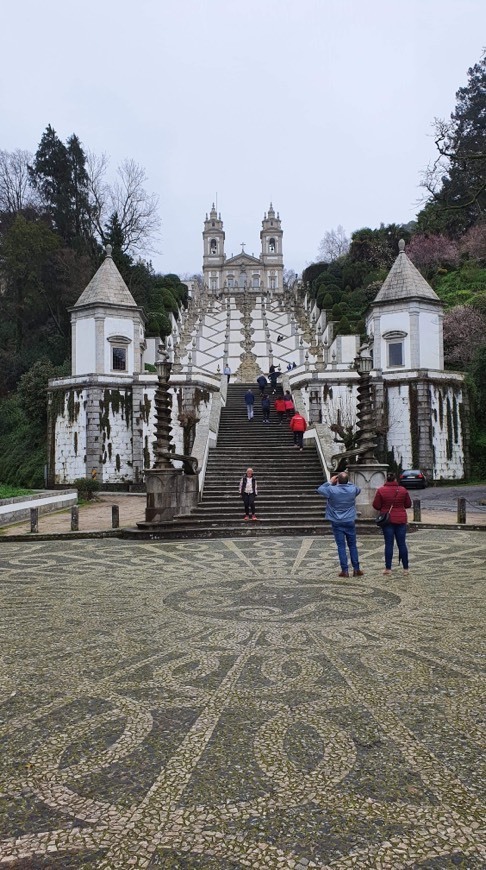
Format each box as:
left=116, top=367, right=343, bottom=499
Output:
left=126, top=520, right=380, bottom=541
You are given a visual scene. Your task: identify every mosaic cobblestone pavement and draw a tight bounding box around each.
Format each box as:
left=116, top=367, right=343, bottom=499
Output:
left=0, top=530, right=484, bottom=869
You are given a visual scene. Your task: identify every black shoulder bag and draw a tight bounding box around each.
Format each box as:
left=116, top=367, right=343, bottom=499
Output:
left=374, top=487, right=400, bottom=527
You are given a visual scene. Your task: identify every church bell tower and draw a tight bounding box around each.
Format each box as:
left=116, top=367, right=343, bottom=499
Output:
left=260, top=203, right=283, bottom=291
left=202, top=204, right=225, bottom=291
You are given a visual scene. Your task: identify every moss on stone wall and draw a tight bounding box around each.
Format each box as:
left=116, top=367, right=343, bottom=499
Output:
left=446, top=397, right=453, bottom=460
left=438, top=390, right=444, bottom=428
left=452, top=395, right=459, bottom=443
left=139, top=394, right=152, bottom=424
left=323, top=383, right=333, bottom=402
left=143, top=435, right=150, bottom=469
left=409, top=383, right=420, bottom=468
left=99, top=388, right=134, bottom=441
left=67, top=391, right=81, bottom=424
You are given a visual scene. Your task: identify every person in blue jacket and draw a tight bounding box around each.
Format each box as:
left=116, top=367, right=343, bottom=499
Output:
left=244, top=388, right=255, bottom=420
left=317, top=472, right=364, bottom=578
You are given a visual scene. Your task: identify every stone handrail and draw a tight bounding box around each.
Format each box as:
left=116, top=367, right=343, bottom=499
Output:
left=191, top=374, right=227, bottom=496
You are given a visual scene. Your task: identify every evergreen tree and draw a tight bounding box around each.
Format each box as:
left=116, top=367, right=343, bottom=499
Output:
left=419, top=53, right=486, bottom=234
left=28, top=126, right=91, bottom=247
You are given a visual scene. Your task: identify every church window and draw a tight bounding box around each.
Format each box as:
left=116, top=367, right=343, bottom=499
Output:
left=210, top=277, right=217, bottom=290
left=228, top=275, right=234, bottom=287
left=270, top=273, right=276, bottom=290
left=388, top=342, right=404, bottom=367
left=112, top=347, right=127, bottom=371
left=252, top=274, right=260, bottom=287
left=268, top=237, right=276, bottom=253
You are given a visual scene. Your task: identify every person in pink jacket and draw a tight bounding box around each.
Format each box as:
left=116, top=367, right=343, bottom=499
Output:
left=373, top=472, right=412, bottom=575
left=289, top=412, right=307, bottom=450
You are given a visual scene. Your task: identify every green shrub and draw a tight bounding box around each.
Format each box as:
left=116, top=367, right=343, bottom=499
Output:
left=73, top=477, right=100, bottom=500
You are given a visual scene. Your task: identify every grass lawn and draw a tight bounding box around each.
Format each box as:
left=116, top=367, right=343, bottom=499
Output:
left=0, top=485, right=35, bottom=500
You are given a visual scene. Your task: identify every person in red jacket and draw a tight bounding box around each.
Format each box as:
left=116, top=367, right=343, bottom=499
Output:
left=289, top=412, right=307, bottom=450
left=373, top=472, right=412, bottom=575
left=274, top=395, right=286, bottom=423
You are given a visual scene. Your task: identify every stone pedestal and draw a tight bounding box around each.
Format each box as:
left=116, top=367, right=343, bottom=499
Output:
left=347, top=463, right=388, bottom=518
left=139, top=468, right=198, bottom=525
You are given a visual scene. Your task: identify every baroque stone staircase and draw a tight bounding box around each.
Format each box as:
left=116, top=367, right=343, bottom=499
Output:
left=126, top=383, right=326, bottom=539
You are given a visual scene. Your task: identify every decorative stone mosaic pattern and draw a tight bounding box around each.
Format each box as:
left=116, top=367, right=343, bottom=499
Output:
left=0, top=531, right=484, bottom=868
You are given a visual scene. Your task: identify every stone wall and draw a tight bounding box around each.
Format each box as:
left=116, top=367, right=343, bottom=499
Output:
left=48, top=387, right=88, bottom=484
left=48, top=374, right=215, bottom=486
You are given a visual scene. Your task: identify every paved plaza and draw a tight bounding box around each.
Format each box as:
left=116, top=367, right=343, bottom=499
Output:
left=0, top=530, right=485, bottom=868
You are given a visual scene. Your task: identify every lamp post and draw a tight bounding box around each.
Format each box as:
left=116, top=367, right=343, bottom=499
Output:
left=152, top=342, right=174, bottom=471
left=353, top=343, right=378, bottom=465
left=347, top=341, right=388, bottom=518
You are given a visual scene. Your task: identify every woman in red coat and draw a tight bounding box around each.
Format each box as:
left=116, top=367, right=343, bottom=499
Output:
left=372, top=472, right=412, bottom=575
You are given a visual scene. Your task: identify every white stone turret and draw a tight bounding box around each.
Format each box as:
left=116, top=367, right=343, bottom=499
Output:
left=70, top=245, right=146, bottom=376
left=367, top=240, right=444, bottom=372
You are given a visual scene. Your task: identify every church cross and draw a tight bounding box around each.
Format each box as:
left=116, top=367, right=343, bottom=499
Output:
left=241, top=242, right=246, bottom=252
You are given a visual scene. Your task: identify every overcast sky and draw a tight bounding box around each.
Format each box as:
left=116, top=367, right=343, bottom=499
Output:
left=2, top=0, right=485, bottom=277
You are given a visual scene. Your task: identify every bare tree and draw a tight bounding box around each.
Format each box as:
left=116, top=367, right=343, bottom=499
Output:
left=86, top=153, right=161, bottom=256
left=0, top=149, right=40, bottom=213
left=283, top=268, right=298, bottom=288
left=320, top=395, right=357, bottom=448
left=317, top=225, right=350, bottom=262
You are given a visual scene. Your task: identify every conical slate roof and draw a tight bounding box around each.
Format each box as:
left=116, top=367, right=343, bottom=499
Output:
left=74, top=246, right=137, bottom=308
left=373, top=240, right=441, bottom=304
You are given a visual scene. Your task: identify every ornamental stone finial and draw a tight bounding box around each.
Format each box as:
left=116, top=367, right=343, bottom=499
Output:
left=398, top=239, right=405, bottom=253
left=105, top=244, right=113, bottom=257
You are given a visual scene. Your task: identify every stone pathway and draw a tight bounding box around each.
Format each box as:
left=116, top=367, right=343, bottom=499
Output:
left=0, top=532, right=484, bottom=867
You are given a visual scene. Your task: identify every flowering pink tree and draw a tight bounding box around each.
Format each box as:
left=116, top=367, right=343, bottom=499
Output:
left=460, top=223, right=486, bottom=261
left=407, top=234, right=459, bottom=275
left=443, top=304, right=486, bottom=368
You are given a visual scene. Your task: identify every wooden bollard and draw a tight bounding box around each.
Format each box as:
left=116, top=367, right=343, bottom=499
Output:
left=30, top=507, right=39, bottom=533
left=413, top=499, right=421, bottom=522
left=457, top=497, right=466, bottom=524
left=71, top=506, right=79, bottom=531
left=112, top=505, right=119, bottom=529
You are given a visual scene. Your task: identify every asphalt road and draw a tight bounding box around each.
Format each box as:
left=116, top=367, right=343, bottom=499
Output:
left=410, top=483, right=486, bottom=512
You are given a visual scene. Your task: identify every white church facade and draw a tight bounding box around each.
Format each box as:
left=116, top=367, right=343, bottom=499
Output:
left=47, top=211, right=468, bottom=488
left=203, top=203, right=284, bottom=293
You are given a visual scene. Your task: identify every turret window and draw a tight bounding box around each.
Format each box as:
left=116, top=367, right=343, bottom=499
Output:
left=269, top=273, right=276, bottom=290
left=268, top=238, right=276, bottom=253
left=210, top=238, right=218, bottom=254
left=388, top=342, right=404, bottom=367
left=383, top=330, right=407, bottom=368
left=108, top=334, right=130, bottom=372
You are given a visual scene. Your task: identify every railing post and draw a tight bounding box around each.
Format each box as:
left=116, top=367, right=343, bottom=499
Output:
left=112, top=505, right=119, bottom=529
left=30, top=508, right=38, bottom=534
left=457, top=497, right=466, bottom=524
left=71, top=506, right=79, bottom=531
left=413, top=499, right=421, bottom=522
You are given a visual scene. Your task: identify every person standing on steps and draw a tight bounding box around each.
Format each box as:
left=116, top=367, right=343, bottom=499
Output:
left=224, top=363, right=231, bottom=383
left=244, top=388, right=255, bottom=420
left=275, top=394, right=286, bottom=423
left=317, top=472, right=364, bottom=578
left=268, top=368, right=279, bottom=393
left=261, top=394, right=271, bottom=423
left=372, top=472, right=412, bottom=575
left=257, top=374, right=268, bottom=396
left=289, top=411, right=307, bottom=449
left=283, top=390, right=294, bottom=418
left=239, top=467, right=258, bottom=520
